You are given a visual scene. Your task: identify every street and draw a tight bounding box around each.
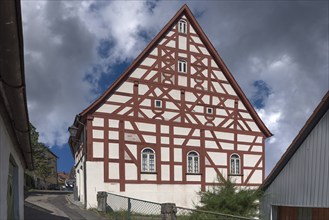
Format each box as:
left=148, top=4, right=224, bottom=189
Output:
left=24, top=191, right=106, bottom=220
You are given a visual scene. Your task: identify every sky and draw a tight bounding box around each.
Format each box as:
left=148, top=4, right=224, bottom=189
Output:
left=21, top=1, right=328, bottom=174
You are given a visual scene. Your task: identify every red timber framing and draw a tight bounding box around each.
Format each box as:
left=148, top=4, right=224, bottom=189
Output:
left=72, top=4, right=272, bottom=192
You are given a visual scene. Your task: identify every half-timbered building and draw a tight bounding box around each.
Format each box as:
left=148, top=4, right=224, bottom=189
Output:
left=69, top=4, right=272, bottom=208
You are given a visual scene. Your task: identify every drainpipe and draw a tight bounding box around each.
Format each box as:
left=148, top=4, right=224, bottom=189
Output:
left=75, top=115, right=87, bottom=209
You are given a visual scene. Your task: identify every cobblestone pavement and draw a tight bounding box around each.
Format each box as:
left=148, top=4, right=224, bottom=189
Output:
left=24, top=191, right=106, bottom=220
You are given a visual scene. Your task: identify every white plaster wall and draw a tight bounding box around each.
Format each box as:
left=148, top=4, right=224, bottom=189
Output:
left=174, top=148, right=182, bottom=162
left=92, top=117, right=104, bottom=127
left=247, top=170, right=262, bottom=184
left=237, top=134, right=255, bottom=143
left=141, top=57, right=156, bottom=67
left=221, top=142, right=234, bottom=150
left=223, top=84, right=237, bottom=96
left=109, top=119, right=119, bottom=128
left=92, top=130, right=104, bottom=139
left=244, top=154, right=261, bottom=167
left=178, top=36, right=187, bottom=50
left=116, top=82, right=134, bottom=94
left=161, top=147, right=170, bottom=161
left=121, top=184, right=201, bottom=208
left=161, top=165, right=170, bottom=181
left=109, top=143, right=119, bottom=159
left=96, top=104, right=119, bottom=114
left=130, top=68, right=147, bottom=79
left=0, top=114, right=25, bottom=219
left=109, top=95, right=132, bottom=103
left=186, top=175, right=201, bottom=182
left=93, top=142, right=104, bottom=158
left=125, top=164, right=137, bottom=180
left=208, top=152, right=227, bottom=166
left=136, top=122, right=156, bottom=133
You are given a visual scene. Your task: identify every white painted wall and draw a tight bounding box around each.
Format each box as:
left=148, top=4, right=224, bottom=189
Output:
left=0, top=114, right=25, bottom=219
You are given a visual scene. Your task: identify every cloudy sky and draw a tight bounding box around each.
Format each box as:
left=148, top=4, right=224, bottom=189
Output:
left=21, top=1, right=328, bottom=174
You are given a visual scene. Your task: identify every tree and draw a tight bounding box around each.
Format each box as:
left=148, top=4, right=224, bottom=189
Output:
left=30, top=123, right=53, bottom=188
left=195, top=177, right=263, bottom=218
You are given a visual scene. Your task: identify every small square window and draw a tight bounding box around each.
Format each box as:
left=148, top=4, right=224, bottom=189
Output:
left=155, top=100, right=162, bottom=108
left=206, top=107, right=213, bottom=114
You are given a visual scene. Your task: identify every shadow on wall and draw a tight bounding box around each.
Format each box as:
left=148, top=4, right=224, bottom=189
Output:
left=24, top=202, right=70, bottom=220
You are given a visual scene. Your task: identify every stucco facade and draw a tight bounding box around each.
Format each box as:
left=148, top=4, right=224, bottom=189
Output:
left=70, top=4, right=271, bottom=209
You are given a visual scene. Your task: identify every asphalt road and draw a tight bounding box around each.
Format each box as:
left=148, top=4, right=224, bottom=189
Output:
left=24, top=191, right=106, bottom=220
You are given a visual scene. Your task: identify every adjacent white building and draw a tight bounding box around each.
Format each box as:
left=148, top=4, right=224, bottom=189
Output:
left=261, top=91, right=329, bottom=220
left=69, top=4, right=272, bottom=209
left=0, top=0, right=33, bottom=219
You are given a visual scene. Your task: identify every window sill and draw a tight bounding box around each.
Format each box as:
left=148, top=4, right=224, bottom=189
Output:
left=140, top=172, right=157, bottom=174
left=228, top=174, right=243, bottom=177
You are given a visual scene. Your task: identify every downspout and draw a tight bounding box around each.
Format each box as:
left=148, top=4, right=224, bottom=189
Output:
left=75, top=115, right=87, bottom=208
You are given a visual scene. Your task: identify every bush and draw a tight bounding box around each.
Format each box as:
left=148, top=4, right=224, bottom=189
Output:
left=195, top=177, right=263, bottom=218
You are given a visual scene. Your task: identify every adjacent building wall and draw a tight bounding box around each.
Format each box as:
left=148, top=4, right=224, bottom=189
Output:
left=261, top=110, right=329, bottom=219
left=0, top=114, right=25, bottom=219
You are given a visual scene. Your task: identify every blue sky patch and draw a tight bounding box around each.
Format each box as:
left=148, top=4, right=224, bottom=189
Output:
left=97, top=39, right=115, bottom=59
left=251, top=80, right=272, bottom=109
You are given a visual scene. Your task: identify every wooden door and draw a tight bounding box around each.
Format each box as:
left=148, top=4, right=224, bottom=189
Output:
left=312, top=208, right=329, bottom=220
left=278, top=206, right=298, bottom=220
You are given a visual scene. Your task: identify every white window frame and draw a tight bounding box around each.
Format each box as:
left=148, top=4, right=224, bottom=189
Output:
left=187, top=151, right=199, bottom=174
left=155, top=99, right=162, bottom=108
left=206, top=107, right=213, bottom=114
left=178, top=60, right=187, bottom=73
left=141, top=148, right=156, bottom=172
left=230, top=154, right=240, bottom=175
left=178, top=19, right=187, bottom=34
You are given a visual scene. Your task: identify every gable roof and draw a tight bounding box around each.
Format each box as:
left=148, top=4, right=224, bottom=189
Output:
left=79, top=4, right=272, bottom=138
left=261, top=91, right=329, bottom=190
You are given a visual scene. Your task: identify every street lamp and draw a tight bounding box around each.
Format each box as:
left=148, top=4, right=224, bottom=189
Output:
left=68, top=125, right=78, bottom=137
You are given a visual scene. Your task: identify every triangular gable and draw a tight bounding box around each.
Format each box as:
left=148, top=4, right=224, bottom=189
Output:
left=80, top=4, right=272, bottom=138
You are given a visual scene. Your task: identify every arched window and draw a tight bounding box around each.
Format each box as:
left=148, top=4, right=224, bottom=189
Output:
left=178, top=19, right=187, bottom=34
left=141, top=148, right=156, bottom=172
left=230, top=154, right=240, bottom=175
left=187, top=151, right=199, bottom=173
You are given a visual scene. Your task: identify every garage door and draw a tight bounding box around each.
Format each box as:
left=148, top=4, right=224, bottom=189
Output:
left=277, top=206, right=329, bottom=220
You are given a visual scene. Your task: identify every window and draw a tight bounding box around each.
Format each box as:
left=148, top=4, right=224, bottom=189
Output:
left=178, top=60, right=187, bottom=73
left=187, top=151, right=199, bottom=173
left=155, top=100, right=162, bottom=108
left=230, top=154, right=240, bottom=175
left=206, top=107, right=213, bottom=114
left=178, top=19, right=187, bottom=34
left=141, top=148, right=156, bottom=172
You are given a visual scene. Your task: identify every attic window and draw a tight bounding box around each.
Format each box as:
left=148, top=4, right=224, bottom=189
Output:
left=178, top=19, right=187, bottom=34
left=178, top=60, right=187, bottom=73
left=206, top=107, right=213, bottom=114
left=155, top=100, right=162, bottom=108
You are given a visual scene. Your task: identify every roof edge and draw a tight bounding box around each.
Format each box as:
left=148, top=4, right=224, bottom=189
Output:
left=79, top=4, right=272, bottom=138
left=80, top=4, right=188, bottom=118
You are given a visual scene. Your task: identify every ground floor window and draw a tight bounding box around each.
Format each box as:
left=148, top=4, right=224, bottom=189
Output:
left=141, top=148, right=155, bottom=172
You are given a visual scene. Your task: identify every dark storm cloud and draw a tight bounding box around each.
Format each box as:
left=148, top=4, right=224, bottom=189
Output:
left=187, top=1, right=328, bottom=173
